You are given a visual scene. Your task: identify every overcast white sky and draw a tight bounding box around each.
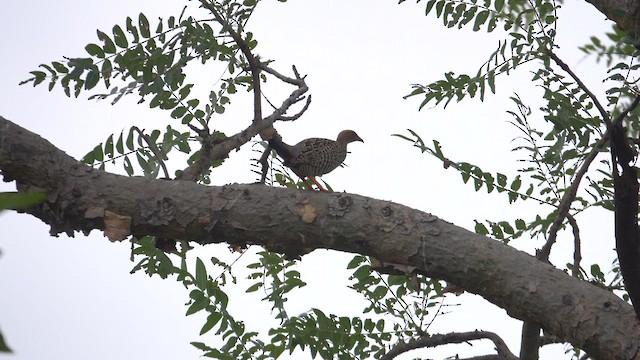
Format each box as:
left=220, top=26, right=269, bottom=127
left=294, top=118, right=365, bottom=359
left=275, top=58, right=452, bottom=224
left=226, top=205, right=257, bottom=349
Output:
left=0, top=0, right=618, bottom=359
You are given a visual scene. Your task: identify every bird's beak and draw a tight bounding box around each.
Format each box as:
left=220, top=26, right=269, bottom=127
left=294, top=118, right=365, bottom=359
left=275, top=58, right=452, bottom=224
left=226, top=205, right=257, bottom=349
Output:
left=357, top=136, right=364, bottom=143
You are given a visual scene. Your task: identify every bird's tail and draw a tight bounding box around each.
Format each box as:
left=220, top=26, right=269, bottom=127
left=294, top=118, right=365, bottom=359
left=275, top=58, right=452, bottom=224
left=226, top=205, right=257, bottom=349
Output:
left=268, top=131, right=296, bottom=165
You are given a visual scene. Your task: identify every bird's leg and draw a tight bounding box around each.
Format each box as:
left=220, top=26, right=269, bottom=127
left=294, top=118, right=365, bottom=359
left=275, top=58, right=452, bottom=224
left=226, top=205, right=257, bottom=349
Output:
left=300, top=177, right=314, bottom=190
left=310, top=176, right=329, bottom=192
left=258, top=146, right=271, bottom=184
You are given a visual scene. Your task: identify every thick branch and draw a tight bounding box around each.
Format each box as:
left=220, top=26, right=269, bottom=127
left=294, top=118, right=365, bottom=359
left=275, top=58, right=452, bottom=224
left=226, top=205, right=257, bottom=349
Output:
left=1, top=116, right=640, bottom=358
left=520, top=322, right=540, bottom=360
left=583, top=0, right=640, bottom=40
left=610, top=96, right=640, bottom=318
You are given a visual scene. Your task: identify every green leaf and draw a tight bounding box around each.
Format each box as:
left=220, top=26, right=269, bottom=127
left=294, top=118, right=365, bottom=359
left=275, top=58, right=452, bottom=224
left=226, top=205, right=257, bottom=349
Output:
left=126, top=17, right=140, bottom=43
left=171, top=106, right=188, bottom=119
left=96, top=30, right=116, bottom=54
left=0, top=191, right=47, bottom=211
left=510, top=176, right=522, bottom=191
left=0, top=329, right=12, bottom=353
left=185, top=298, right=209, bottom=316
left=52, top=61, right=68, bottom=73
left=116, top=131, right=124, bottom=154
left=85, top=43, right=105, bottom=58
left=85, top=68, right=100, bottom=90
left=139, top=13, right=151, bottom=38
left=112, top=25, right=128, bottom=48
left=347, top=256, right=365, bottom=269
left=123, top=156, right=134, bottom=176
left=104, top=134, right=114, bottom=160
left=92, top=144, right=104, bottom=162
left=101, top=60, right=112, bottom=87
left=27, top=71, right=47, bottom=86
left=195, top=258, right=208, bottom=290
left=474, top=221, right=489, bottom=235
left=126, top=127, right=135, bottom=150
left=191, top=342, right=212, bottom=351
left=473, top=10, right=489, bottom=31
left=486, top=72, right=496, bottom=96
left=200, top=313, right=222, bottom=335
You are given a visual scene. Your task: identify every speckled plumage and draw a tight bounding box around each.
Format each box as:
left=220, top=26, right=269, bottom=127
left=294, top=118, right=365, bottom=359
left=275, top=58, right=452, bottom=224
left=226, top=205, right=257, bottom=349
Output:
left=284, top=130, right=363, bottom=191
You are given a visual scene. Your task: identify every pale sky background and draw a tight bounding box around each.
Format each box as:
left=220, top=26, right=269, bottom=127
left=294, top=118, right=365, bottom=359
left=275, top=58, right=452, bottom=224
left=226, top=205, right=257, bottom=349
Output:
left=0, top=0, right=618, bottom=359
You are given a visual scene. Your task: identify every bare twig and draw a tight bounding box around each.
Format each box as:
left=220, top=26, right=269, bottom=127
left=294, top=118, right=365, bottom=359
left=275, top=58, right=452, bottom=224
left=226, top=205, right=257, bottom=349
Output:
left=278, top=95, right=312, bottom=121
left=380, top=331, right=517, bottom=360
left=260, top=63, right=305, bottom=85
left=133, top=127, right=170, bottom=179
left=568, top=214, right=582, bottom=278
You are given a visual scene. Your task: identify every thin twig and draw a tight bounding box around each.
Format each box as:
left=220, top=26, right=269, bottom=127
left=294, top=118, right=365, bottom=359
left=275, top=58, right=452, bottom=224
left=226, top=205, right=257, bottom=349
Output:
left=260, top=63, right=306, bottom=86
left=278, top=95, right=312, bottom=121
left=547, top=50, right=611, bottom=127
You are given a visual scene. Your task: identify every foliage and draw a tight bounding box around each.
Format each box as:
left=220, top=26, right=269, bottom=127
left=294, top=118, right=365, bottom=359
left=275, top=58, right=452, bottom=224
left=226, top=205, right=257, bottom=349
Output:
left=129, top=239, right=442, bottom=359
left=0, top=191, right=47, bottom=211
left=394, top=0, right=640, bottom=356
left=0, top=329, right=11, bottom=353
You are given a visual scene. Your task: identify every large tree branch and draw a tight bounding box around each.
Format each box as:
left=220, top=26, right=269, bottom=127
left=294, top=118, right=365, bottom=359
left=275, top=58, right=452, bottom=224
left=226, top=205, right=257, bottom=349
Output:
left=583, top=0, right=640, bottom=40
left=1, top=116, right=640, bottom=358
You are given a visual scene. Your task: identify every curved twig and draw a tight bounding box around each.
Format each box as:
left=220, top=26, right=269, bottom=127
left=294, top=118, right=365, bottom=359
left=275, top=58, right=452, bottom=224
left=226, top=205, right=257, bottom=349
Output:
left=546, top=50, right=611, bottom=127
left=380, top=331, right=517, bottom=360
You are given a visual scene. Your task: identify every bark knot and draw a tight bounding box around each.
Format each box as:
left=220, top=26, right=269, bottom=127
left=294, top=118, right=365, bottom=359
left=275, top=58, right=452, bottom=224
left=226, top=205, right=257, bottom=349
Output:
left=139, top=197, right=176, bottom=226
left=328, top=194, right=353, bottom=217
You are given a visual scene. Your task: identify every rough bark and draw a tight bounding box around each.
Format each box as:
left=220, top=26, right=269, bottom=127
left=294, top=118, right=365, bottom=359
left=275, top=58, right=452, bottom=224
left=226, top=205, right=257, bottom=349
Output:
left=2, top=116, right=640, bottom=358
left=583, top=0, right=640, bottom=40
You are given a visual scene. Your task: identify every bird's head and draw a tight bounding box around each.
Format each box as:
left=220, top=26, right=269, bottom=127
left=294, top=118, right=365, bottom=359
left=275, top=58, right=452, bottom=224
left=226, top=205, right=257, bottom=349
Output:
left=337, top=130, right=364, bottom=144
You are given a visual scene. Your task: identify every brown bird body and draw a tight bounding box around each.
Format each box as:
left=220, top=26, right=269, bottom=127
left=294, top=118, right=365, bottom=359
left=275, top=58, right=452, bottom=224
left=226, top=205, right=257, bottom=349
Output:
left=272, top=130, right=363, bottom=191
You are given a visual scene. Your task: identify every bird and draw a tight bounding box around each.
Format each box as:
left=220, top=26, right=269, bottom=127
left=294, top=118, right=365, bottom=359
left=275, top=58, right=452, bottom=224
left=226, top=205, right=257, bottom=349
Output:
left=269, top=130, right=364, bottom=192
